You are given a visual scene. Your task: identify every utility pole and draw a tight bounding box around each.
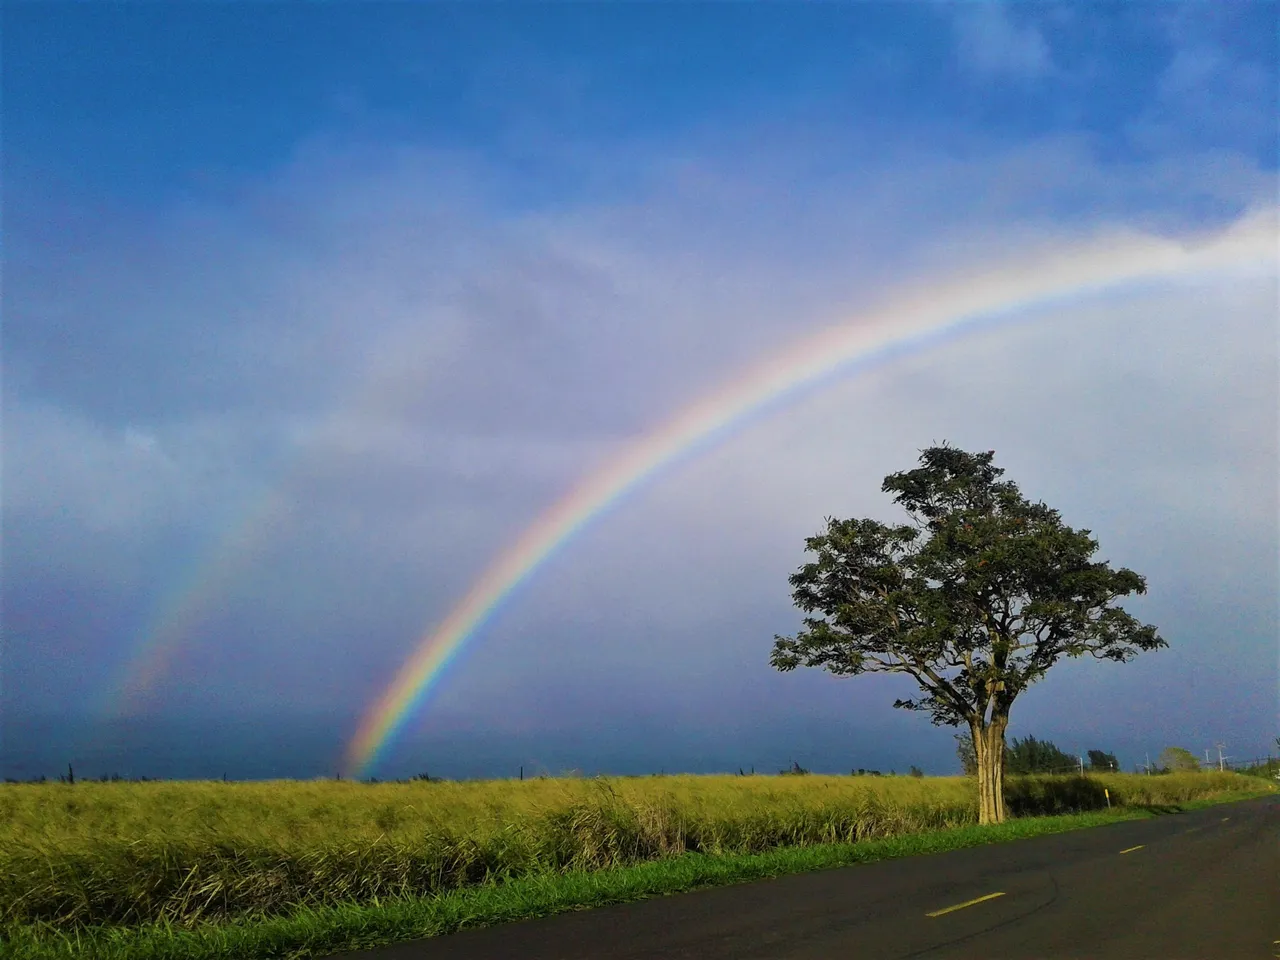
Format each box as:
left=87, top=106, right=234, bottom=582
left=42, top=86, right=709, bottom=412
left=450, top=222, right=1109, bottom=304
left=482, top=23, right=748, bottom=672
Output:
left=1145, top=752, right=1151, bottom=775
left=1078, top=755, right=1084, bottom=776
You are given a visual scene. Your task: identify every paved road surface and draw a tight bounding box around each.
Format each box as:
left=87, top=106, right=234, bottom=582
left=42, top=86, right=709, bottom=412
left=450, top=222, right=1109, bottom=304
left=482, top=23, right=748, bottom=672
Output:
left=334, top=796, right=1278, bottom=959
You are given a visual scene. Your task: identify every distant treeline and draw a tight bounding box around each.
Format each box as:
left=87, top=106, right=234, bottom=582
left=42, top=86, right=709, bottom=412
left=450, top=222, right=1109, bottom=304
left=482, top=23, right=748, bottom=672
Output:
left=5, top=770, right=156, bottom=785
left=955, top=734, right=1119, bottom=776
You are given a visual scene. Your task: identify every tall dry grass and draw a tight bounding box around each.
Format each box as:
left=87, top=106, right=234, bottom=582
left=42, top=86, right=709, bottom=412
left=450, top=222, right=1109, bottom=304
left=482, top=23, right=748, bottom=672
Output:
left=0, top=771, right=1261, bottom=930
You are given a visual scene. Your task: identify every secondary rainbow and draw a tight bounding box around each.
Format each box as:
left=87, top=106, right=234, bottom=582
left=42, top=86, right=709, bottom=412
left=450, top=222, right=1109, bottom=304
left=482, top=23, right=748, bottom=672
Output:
left=108, top=490, right=290, bottom=714
left=342, top=211, right=1274, bottom=777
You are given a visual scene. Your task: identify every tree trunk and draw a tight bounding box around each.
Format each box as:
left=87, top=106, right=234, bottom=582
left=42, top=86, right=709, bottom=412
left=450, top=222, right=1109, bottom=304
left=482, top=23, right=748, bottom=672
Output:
left=972, top=717, right=1008, bottom=825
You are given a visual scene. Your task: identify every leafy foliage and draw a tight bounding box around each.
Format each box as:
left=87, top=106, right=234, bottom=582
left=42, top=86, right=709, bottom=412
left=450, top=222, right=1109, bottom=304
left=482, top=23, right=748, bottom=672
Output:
left=1087, top=749, right=1118, bottom=772
left=955, top=732, right=979, bottom=776
left=1235, top=757, right=1280, bottom=780
left=1005, top=736, right=1077, bottom=774
left=771, top=444, right=1166, bottom=728
left=1159, top=746, right=1201, bottom=773
left=955, top=732, right=1081, bottom=775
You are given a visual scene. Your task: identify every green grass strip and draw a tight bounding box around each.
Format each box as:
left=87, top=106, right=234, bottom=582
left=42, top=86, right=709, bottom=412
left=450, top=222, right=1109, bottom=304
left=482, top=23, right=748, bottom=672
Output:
left=4, top=790, right=1270, bottom=960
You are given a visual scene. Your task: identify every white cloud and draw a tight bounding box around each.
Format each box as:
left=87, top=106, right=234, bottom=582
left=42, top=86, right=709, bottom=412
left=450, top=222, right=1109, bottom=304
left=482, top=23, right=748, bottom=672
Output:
left=952, top=4, right=1054, bottom=80
left=1126, top=7, right=1275, bottom=156
left=549, top=267, right=1276, bottom=608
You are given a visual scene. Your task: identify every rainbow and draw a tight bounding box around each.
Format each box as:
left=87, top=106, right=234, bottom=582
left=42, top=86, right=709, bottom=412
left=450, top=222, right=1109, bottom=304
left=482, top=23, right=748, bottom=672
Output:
left=342, top=209, right=1276, bottom=777
left=107, top=489, right=288, bottom=715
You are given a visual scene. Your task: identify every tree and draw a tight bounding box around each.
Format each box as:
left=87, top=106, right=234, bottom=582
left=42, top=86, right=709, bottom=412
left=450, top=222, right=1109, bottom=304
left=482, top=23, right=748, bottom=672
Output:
left=1006, top=735, right=1077, bottom=774
left=956, top=731, right=1081, bottom=776
left=770, top=444, right=1165, bottom=824
left=955, top=731, right=979, bottom=776
left=1087, top=749, right=1118, bottom=772
left=1159, top=746, right=1200, bottom=773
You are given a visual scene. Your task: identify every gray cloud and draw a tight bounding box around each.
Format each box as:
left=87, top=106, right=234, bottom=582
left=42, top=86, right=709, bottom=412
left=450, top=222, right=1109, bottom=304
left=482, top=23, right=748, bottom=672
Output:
left=5, top=115, right=1277, bottom=766
left=388, top=237, right=1277, bottom=767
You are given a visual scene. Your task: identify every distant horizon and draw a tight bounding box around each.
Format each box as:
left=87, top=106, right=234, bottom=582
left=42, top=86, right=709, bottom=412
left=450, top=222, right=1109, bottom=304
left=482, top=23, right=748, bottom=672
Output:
left=7, top=707, right=1272, bottom=784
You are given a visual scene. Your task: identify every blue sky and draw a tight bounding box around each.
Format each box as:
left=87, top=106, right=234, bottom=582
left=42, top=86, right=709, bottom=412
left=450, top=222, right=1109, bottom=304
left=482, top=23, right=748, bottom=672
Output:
left=3, top=3, right=1277, bottom=780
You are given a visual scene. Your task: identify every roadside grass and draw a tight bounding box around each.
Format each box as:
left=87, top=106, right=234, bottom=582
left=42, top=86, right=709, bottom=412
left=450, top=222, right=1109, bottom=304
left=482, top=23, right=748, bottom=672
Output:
left=4, top=771, right=1258, bottom=932
left=3, top=784, right=1272, bottom=960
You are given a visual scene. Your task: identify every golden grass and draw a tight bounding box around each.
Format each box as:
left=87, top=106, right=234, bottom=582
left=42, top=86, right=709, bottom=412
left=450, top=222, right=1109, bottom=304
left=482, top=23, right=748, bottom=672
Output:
left=1, top=771, right=1262, bottom=930
left=2, top=774, right=975, bottom=847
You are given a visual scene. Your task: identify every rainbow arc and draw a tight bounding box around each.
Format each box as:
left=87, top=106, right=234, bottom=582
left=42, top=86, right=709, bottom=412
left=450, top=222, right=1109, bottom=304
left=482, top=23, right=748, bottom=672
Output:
left=342, top=209, right=1275, bottom=777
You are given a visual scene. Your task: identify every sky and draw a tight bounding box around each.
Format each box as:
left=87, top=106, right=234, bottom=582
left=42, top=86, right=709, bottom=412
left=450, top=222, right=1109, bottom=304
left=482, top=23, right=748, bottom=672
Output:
left=3, top=2, right=1277, bottom=781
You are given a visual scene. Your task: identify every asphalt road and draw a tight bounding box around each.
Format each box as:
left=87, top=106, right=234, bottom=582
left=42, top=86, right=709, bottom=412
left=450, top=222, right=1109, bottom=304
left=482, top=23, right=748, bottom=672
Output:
left=335, top=796, right=1278, bottom=960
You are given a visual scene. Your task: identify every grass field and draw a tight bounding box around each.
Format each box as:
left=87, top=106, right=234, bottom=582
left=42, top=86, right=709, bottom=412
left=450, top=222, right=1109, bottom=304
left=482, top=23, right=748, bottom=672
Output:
left=3, top=769, right=1267, bottom=940
left=9, top=796, right=1272, bottom=960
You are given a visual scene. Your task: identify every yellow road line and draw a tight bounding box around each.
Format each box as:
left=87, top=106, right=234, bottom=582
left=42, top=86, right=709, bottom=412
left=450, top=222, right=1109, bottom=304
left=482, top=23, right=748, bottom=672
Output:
left=1119, top=844, right=1145, bottom=854
left=926, top=892, right=1006, bottom=917
left=1184, top=827, right=1201, bottom=834
left=1221, top=817, right=1231, bottom=822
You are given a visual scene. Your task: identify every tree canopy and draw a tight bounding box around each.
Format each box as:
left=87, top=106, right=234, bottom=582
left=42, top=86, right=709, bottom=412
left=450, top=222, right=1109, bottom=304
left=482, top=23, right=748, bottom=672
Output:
left=771, top=443, right=1166, bottom=822
left=1006, top=736, right=1078, bottom=774
left=1159, top=746, right=1201, bottom=773
left=771, top=444, right=1165, bottom=727
left=1087, top=749, right=1119, bottom=772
